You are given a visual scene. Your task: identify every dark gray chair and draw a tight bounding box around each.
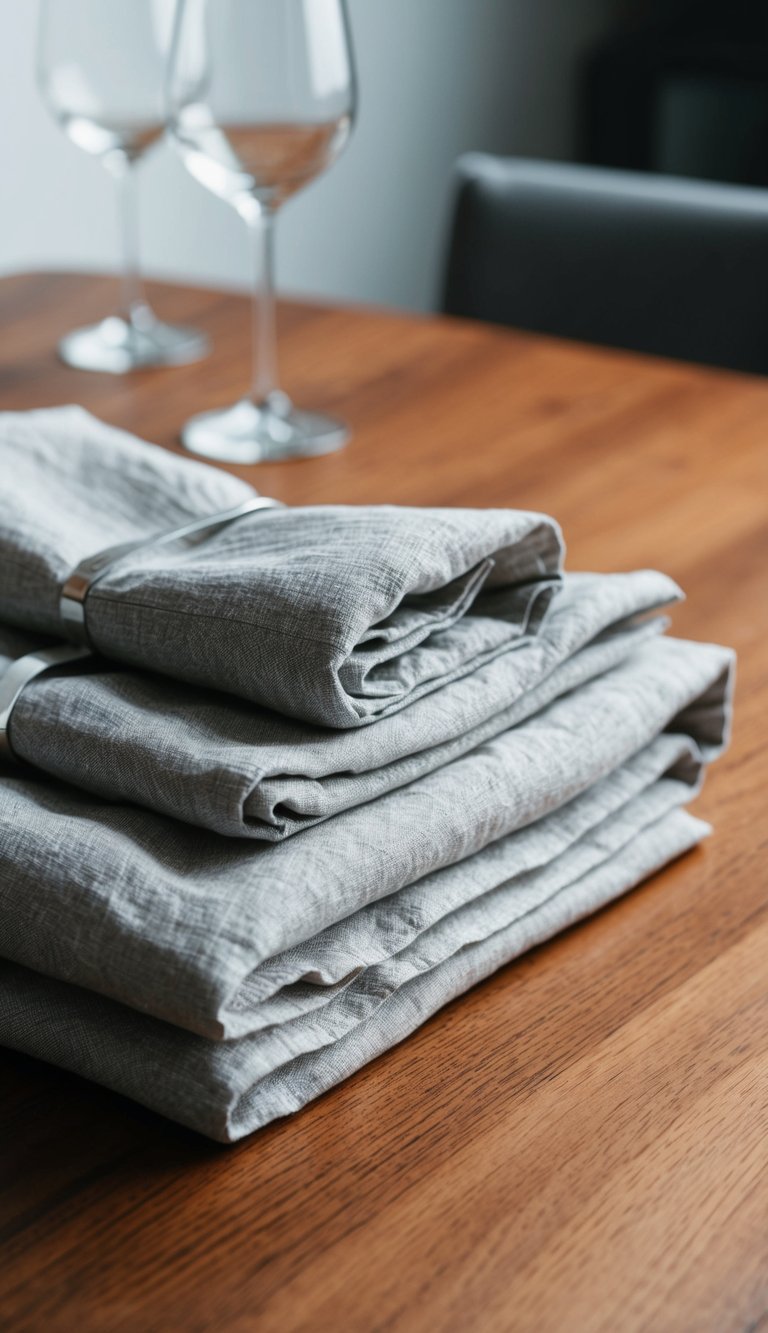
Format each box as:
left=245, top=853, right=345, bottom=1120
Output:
left=442, top=154, right=768, bottom=374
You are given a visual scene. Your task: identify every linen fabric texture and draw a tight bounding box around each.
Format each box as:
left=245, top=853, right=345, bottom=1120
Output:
left=0, top=406, right=563, bottom=726
left=0, top=407, right=734, bottom=1143
left=0, top=797, right=710, bottom=1141
left=2, top=569, right=680, bottom=837
left=0, top=637, right=732, bottom=1048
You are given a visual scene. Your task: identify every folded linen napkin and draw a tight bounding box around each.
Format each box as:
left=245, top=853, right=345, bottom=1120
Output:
left=0, top=636, right=732, bottom=1042
left=0, top=798, right=709, bottom=1141
left=0, top=406, right=562, bottom=726
left=219, top=734, right=701, bottom=1030
left=0, top=570, right=680, bottom=837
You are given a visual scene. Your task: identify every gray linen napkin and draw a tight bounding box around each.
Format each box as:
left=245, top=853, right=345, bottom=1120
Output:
left=0, top=801, right=709, bottom=1141
left=2, top=570, right=680, bottom=837
left=212, top=733, right=702, bottom=1031
left=0, top=636, right=733, bottom=1041
left=0, top=406, right=563, bottom=726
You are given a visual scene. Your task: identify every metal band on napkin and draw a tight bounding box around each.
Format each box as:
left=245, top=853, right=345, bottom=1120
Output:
left=0, top=644, right=92, bottom=762
left=58, top=495, right=281, bottom=647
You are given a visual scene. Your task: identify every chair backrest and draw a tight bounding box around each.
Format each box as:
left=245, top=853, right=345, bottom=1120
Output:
left=442, top=154, right=768, bottom=374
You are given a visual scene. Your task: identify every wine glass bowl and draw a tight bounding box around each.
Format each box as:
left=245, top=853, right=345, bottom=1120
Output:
left=167, top=0, right=357, bottom=461
left=176, top=118, right=353, bottom=215
left=38, top=0, right=209, bottom=373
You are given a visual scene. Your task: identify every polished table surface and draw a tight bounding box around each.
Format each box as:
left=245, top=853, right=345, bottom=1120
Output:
left=1, top=272, right=767, bottom=1333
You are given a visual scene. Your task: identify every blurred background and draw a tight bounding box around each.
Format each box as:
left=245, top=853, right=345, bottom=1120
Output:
left=2, top=0, right=766, bottom=313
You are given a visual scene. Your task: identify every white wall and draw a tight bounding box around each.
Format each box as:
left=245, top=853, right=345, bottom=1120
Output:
left=0, top=0, right=616, bottom=311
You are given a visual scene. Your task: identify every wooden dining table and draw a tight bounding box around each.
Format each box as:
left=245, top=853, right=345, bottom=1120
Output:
left=0, top=271, right=766, bottom=1333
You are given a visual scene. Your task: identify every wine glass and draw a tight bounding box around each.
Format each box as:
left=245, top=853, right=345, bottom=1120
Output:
left=37, top=0, right=209, bottom=373
left=167, top=0, right=357, bottom=462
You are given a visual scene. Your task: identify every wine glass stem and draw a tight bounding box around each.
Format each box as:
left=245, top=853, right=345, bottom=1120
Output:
left=114, top=156, right=147, bottom=326
left=248, top=207, right=279, bottom=406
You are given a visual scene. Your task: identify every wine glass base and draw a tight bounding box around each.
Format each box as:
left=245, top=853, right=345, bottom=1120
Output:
left=181, top=396, right=350, bottom=463
left=58, top=314, right=210, bottom=373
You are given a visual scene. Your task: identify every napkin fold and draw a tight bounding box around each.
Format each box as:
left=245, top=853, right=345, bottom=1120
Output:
left=0, top=636, right=733, bottom=1043
left=0, top=407, right=562, bottom=726
left=2, top=570, right=679, bottom=837
left=0, top=801, right=708, bottom=1141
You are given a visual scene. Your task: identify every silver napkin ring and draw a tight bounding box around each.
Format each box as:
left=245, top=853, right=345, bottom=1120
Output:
left=0, top=644, right=92, bottom=763
left=59, top=495, right=280, bottom=647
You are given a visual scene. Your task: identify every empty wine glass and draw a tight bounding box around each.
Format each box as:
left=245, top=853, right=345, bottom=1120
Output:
left=167, top=0, right=356, bottom=462
left=38, top=0, right=209, bottom=373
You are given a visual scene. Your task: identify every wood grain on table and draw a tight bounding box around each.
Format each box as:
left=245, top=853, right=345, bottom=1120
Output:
left=0, top=272, right=767, bottom=1333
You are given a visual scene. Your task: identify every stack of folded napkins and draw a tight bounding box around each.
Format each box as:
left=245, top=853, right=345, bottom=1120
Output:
left=0, top=407, right=733, bottom=1141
